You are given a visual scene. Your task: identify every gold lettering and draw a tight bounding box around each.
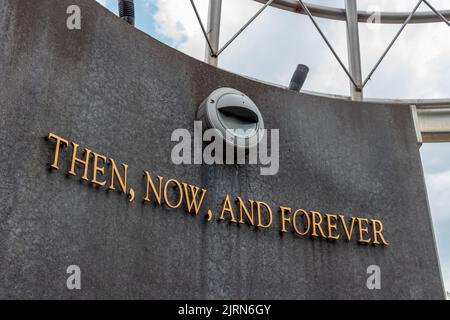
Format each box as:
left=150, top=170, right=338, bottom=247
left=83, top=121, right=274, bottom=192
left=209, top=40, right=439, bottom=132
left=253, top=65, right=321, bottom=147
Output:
left=163, top=178, right=183, bottom=209
left=143, top=171, right=164, bottom=205
left=108, top=158, right=128, bottom=193
left=44, top=135, right=389, bottom=247
left=182, top=183, right=207, bottom=215
left=357, top=218, right=371, bottom=244
left=68, top=142, right=91, bottom=181
left=256, top=201, right=273, bottom=228
left=340, top=215, right=356, bottom=241
left=47, top=133, right=69, bottom=170
left=326, top=214, right=340, bottom=240
left=310, top=211, right=327, bottom=238
left=372, top=219, right=389, bottom=245
left=237, top=197, right=255, bottom=225
left=219, top=194, right=236, bottom=223
left=279, top=206, right=291, bottom=233
left=292, top=209, right=310, bottom=236
left=91, top=152, right=107, bottom=187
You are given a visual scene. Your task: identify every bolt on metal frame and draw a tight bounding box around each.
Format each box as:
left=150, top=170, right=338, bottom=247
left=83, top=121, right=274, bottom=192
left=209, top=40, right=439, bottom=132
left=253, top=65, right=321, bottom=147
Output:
left=190, top=0, right=276, bottom=67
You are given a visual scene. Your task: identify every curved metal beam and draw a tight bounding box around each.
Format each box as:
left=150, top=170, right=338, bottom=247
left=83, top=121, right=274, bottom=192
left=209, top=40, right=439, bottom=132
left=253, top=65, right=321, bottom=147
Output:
left=253, top=0, right=450, bottom=24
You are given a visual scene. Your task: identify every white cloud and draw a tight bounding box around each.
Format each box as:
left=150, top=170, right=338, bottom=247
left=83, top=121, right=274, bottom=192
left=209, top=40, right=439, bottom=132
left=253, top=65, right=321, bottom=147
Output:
left=358, top=0, right=450, bottom=99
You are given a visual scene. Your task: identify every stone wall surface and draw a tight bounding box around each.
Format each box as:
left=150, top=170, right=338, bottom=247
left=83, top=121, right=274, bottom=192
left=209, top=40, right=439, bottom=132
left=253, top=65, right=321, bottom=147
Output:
left=0, top=0, right=444, bottom=299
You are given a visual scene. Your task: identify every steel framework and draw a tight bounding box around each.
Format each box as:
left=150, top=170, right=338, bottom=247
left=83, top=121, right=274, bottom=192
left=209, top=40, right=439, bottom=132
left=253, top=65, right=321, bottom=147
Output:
left=188, top=0, right=450, bottom=143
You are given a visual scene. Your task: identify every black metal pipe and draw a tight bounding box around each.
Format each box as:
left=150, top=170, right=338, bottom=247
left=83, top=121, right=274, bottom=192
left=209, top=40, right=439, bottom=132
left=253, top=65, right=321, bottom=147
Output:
left=118, top=0, right=135, bottom=26
left=289, top=64, right=309, bottom=92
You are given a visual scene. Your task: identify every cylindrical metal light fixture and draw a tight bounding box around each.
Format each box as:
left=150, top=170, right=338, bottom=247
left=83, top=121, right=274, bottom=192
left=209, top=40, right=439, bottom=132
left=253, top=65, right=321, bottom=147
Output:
left=288, top=64, right=309, bottom=92
left=118, top=0, right=135, bottom=26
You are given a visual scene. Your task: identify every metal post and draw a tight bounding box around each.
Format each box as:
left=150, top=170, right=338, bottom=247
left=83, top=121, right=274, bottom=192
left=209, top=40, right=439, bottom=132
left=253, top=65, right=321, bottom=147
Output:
left=345, top=0, right=363, bottom=100
left=118, top=0, right=135, bottom=26
left=289, top=64, right=309, bottom=92
left=205, top=0, right=222, bottom=66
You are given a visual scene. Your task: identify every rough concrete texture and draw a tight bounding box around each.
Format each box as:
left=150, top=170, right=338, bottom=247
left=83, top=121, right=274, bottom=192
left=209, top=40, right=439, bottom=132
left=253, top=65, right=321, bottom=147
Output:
left=0, top=0, right=444, bottom=299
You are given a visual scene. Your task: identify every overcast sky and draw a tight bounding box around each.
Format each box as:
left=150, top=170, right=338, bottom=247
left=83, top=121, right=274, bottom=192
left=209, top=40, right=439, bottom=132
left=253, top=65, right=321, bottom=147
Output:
left=97, top=0, right=449, bottom=293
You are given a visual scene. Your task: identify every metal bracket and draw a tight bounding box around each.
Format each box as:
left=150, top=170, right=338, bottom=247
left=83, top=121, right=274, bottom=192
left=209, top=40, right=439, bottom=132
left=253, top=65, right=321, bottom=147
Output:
left=297, top=0, right=360, bottom=90
left=411, top=104, right=450, bottom=143
left=361, top=0, right=424, bottom=89
left=216, top=0, right=275, bottom=56
left=411, top=105, right=423, bottom=145
left=190, top=0, right=275, bottom=65
left=189, top=0, right=216, bottom=58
